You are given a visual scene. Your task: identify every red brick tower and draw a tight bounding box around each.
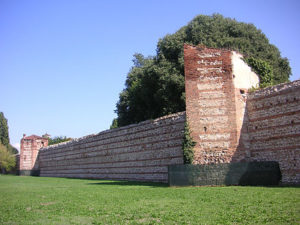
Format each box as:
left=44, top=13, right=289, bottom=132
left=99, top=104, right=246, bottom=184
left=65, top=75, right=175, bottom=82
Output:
left=19, top=134, right=48, bottom=175
left=184, top=44, right=259, bottom=164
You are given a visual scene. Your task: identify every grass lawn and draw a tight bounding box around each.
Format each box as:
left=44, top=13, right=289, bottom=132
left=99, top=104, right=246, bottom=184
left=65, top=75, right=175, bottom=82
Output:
left=0, top=175, right=299, bottom=224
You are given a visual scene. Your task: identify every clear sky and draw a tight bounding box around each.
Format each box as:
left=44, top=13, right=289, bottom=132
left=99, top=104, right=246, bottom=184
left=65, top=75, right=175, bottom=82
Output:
left=1, top=0, right=299, bottom=151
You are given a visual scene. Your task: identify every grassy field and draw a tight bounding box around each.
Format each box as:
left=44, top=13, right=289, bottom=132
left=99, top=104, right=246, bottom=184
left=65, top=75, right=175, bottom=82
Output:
left=0, top=175, right=299, bottom=224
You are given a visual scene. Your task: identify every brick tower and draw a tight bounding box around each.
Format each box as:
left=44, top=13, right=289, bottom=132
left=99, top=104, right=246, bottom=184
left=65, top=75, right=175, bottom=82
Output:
left=19, top=134, right=48, bottom=175
left=184, top=44, right=259, bottom=164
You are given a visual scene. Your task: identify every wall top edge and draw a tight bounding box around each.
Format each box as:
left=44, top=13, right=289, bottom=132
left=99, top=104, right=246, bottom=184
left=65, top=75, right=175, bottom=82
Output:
left=248, top=79, right=300, bottom=100
left=39, top=111, right=186, bottom=152
left=183, top=43, right=243, bottom=56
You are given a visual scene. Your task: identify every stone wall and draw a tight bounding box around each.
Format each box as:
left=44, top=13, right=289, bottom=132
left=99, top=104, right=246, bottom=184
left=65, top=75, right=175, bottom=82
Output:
left=247, top=80, right=300, bottom=184
left=38, top=112, right=185, bottom=183
left=21, top=44, right=299, bottom=185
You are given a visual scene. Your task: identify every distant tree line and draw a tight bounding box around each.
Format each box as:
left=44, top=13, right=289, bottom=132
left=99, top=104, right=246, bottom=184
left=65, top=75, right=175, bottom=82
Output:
left=111, top=14, right=291, bottom=128
left=47, top=136, right=72, bottom=146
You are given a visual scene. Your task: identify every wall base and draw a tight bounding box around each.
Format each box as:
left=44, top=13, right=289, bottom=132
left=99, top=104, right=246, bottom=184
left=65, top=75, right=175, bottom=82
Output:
left=168, top=161, right=281, bottom=186
left=19, top=170, right=40, bottom=176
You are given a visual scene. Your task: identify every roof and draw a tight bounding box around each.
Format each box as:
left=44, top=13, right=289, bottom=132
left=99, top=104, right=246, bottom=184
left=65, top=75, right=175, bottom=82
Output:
left=23, top=135, right=48, bottom=140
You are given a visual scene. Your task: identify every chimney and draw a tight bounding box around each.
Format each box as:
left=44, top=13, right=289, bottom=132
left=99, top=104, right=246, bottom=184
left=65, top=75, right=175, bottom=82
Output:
left=23, top=134, right=26, bottom=138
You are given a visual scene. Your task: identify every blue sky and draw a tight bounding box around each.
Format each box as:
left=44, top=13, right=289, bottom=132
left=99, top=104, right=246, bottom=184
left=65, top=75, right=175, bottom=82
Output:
left=1, top=0, right=299, bottom=151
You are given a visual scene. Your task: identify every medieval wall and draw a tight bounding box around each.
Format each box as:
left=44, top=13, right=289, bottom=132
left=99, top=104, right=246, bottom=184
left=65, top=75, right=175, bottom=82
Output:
left=247, top=80, right=300, bottom=184
left=20, top=44, right=299, bottom=184
left=38, top=112, right=185, bottom=183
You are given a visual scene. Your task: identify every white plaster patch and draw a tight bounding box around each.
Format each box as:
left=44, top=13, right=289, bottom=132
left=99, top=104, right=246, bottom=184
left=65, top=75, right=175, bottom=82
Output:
left=197, top=67, right=223, bottom=74
left=198, top=108, right=227, bottom=116
left=231, top=52, right=259, bottom=89
left=198, top=76, right=223, bottom=82
left=197, top=60, right=223, bottom=66
left=199, top=91, right=226, bottom=98
left=199, top=141, right=230, bottom=149
left=197, top=83, right=223, bottom=90
left=199, top=116, right=229, bottom=124
left=198, top=99, right=226, bottom=107
left=197, top=52, right=221, bottom=58
left=199, top=133, right=230, bottom=141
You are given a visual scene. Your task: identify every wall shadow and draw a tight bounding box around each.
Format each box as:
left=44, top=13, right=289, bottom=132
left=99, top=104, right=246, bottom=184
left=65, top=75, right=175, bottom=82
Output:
left=86, top=180, right=168, bottom=188
left=225, top=97, right=282, bottom=186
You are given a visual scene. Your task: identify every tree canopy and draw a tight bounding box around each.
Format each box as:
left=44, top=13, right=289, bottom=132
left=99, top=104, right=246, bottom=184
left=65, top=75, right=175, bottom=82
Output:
left=114, top=14, right=291, bottom=127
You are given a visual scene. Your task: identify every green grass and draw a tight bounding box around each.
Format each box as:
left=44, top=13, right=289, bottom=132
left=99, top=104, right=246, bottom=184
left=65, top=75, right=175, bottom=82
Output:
left=0, top=175, right=299, bottom=224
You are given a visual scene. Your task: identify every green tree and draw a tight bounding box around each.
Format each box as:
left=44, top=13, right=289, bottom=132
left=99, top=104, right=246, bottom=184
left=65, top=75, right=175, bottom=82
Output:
left=0, top=143, right=16, bottom=173
left=0, top=112, right=18, bottom=154
left=0, top=112, right=9, bottom=147
left=114, top=14, right=291, bottom=127
left=110, top=118, right=118, bottom=129
left=48, top=136, right=72, bottom=146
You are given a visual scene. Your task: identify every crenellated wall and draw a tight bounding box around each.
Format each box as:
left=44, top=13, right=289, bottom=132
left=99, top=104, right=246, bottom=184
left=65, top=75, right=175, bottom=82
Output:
left=38, top=112, right=185, bottom=183
left=247, top=80, right=300, bottom=184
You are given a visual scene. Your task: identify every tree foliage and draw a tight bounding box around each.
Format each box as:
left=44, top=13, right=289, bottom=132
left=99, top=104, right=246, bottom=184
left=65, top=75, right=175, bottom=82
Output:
left=0, top=112, right=18, bottom=155
left=110, top=118, right=118, bottom=129
left=114, top=14, right=291, bottom=127
left=48, top=136, right=72, bottom=146
left=0, top=112, right=10, bottom=147
left=0, top=143, right=16, bottom=173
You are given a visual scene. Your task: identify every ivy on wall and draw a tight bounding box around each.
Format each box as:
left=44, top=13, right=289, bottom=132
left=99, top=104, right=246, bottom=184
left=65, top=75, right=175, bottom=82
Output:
left=246, top=57, right=274, bottom=88
left=182, top=122, right=196, bottom=164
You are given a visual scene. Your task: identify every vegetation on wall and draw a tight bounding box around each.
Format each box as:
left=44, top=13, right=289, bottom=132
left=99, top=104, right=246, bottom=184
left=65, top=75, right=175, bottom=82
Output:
left=246, top=57, right=274, bottom=88
left=182, top=122, right=196, bottom=164
left=113, top=14, right=291, bottom=127
left=47, top=136, right=72, bottom=146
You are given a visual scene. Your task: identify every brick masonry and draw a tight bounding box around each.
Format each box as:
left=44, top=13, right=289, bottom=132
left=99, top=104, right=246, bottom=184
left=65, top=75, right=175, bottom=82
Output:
left=38, top=112, right=185, bottom=183
left=184, top=44, right=256, bottom=164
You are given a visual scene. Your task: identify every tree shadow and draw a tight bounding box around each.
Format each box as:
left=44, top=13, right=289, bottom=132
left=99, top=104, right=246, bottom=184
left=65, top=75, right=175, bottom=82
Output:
left=86, top=180, right=168, bottom=188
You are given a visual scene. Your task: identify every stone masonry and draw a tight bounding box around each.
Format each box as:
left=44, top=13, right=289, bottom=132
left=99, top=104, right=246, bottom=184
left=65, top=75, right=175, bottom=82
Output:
left=38, top=112, right=185, bottom=182
left=247, top=81, right=300, bottom=184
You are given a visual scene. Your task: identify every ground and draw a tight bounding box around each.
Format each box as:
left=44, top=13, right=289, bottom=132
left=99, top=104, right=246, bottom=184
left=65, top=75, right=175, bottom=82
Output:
left=0, top=175, right=299, bottom=224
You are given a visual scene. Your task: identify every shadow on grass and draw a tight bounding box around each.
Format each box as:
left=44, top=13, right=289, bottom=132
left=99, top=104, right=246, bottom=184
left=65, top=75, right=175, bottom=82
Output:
left=86, top=180, right=168, bottom=188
